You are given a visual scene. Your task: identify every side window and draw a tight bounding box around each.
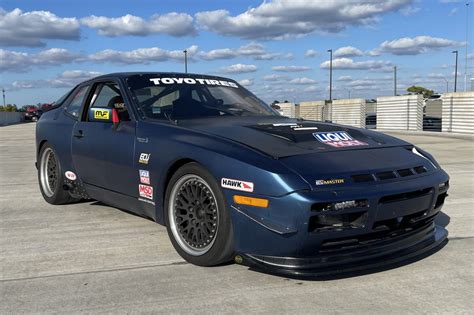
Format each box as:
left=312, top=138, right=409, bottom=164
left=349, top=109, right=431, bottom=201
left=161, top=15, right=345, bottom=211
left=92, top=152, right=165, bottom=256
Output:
left=66, top=85, right=89, bottom=118
left=90, top=84, right=120, bottom=108
left=87, top=82, right=130, bottom=122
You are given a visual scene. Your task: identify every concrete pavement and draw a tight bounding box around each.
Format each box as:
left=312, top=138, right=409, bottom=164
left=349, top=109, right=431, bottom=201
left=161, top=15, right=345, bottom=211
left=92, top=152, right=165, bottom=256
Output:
left=1, top=123, right=473, bottom=313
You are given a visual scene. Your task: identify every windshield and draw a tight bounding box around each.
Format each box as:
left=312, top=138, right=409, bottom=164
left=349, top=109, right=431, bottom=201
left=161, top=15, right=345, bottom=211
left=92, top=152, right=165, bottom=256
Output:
left=126, top=74, right=277, bottom=120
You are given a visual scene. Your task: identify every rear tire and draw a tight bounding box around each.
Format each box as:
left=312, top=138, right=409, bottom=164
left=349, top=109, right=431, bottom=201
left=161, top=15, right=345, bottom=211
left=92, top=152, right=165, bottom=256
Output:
left=38, top=143, right=77, bottom=205
left=164, top=162, right=234, bottom=266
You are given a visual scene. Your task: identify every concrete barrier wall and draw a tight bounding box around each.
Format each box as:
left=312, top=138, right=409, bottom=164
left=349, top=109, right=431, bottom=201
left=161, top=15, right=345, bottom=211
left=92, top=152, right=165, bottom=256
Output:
left=442, top=92, right=474, bottom=134
left=0, top=112, right=23, bottom=126
left=299, top=101, right=324, bottom=121
left=331, top=98, right=366, bottom=128
left=276, top=102, right=299, bottom=118
left=376, top=95, right=423, bottom=131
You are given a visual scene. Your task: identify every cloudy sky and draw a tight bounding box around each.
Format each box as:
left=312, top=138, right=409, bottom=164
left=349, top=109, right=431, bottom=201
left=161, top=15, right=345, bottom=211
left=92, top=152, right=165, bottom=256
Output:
left=1, top=0, right=472, bottom=105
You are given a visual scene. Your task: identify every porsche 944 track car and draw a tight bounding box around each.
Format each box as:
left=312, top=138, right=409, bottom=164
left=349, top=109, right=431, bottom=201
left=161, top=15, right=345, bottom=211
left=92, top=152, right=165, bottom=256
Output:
left=36, top=72, right=449, bottom=276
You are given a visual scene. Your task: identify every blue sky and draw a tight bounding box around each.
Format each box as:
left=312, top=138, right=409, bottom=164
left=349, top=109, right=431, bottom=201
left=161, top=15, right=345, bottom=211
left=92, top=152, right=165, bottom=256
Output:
left=1, top=0, right=472, bottom=106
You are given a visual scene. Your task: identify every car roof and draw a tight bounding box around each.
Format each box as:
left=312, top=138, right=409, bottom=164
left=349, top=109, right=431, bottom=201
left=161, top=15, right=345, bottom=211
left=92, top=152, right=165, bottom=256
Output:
left=85, top=72, right=237, bottom=84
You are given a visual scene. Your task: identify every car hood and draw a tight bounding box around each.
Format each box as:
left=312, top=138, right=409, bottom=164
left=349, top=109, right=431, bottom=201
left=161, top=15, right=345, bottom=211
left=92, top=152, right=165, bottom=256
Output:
left=177, top=116, right=411, bottom=158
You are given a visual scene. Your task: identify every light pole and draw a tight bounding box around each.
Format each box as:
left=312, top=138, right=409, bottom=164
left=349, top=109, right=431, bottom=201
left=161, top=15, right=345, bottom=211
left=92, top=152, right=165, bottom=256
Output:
left=453, top=50, right=458, bottom=92
left=183, top=49, right=188, bottom=73
left=327, top=49, right=333, bottom=101
left=464, top=2, right=470, bottom=91
left=2, top=88, right=5, bottom=107
left=393, top=66, right=397, bottom=96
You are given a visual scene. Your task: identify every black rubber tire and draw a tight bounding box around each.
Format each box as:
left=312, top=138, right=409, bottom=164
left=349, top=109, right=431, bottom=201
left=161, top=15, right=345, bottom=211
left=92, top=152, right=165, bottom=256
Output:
left=164, top=162, right=234, bottom=266
left=38, top=143, right=77, bottom=205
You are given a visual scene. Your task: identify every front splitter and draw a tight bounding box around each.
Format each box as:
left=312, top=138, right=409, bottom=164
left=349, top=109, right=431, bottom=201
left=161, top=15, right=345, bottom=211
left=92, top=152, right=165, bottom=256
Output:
left=235, top=224, right=448, bottom=278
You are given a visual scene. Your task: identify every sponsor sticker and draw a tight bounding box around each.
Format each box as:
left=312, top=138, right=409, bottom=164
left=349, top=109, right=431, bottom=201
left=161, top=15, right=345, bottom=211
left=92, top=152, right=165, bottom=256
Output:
left=149, top=77, right=239, bottom=88
left=93, top=109, right=110, bottom=120
left=139, top=184, right=153, bottom=200
left=313, top=131, right=368, bottom=148
left=221, top=178, right=254, bottom=192
left=315, top=179, right=345, bottom=186
left=139, top=153, right=151, bottom=164
left=65, top=171, right=77, bottom=181
left=138, top=198, right=155, bottom=206
left=139, top=170, right=150, bottom=184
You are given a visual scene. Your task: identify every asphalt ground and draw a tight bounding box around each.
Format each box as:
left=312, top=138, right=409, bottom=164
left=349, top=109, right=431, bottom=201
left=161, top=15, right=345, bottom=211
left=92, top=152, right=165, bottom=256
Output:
left=1, top=123, right=473, bottom=314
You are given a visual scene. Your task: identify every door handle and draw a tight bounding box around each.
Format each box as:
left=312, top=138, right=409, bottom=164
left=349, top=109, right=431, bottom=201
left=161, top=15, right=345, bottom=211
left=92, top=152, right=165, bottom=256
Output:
left=73, top=130, right=84, bottom=138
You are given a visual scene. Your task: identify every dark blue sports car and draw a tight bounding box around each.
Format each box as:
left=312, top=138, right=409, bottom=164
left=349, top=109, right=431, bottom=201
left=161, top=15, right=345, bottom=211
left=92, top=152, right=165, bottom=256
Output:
left=36, top=72, right=449, bottom=276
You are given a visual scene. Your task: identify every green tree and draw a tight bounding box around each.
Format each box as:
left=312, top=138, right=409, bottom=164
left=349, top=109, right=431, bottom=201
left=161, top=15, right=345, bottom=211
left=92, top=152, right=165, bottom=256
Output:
left=3, top=104, right=18, bottom=112
left=407, top=85, right=434, bottom=98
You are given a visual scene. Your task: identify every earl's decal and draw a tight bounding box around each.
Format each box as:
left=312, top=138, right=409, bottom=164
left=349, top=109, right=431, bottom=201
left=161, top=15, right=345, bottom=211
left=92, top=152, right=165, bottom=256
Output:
left=221, top=178, right=254, bottom=192
left=139, top=170, right=150, bottom=184
left=93, top=109, right=110, bottom=120
left=313, top=131, right=368, bottom=148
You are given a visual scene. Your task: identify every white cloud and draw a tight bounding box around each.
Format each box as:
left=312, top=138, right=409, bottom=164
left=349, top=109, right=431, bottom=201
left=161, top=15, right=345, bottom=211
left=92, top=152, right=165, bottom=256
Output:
left=333, top=46, right=364, bottom=58
left=88, top=45, right=198, bottom=64
left=304, top=86, right=318, bottom=92
left=195, top=0, right=410, bottom=40
left=426, top=73, right=447, bottom=79
left=10, top=70, right=102, bottom=90
left=199, top=43, right=287, bottom=61
left=338, top=75, right=353, bottom=81
left=219, top=63, right=257, bottom=74
left=305, top=49, right=318, bottom=57
left=272, top=65, right=311, bottom=72
left=378, top=36, right=460, bottom=55
left=263, top=74, right=288, bottom=81
left=289, top=77, right=316, bottom=84
left=81, top=13, right=196, bottom=37
left=0, top=8, right=80, bottom=47
left=367, top=49, right=382, bottom=56
left=448, top=8, right=459, bottom=15
left=400, top=6, right=420, bottom=16
left=347, top=79, right=378, bottom=87
left=0, top=48, right=82, bottom=72
left=239, top=78, right=254, bottom=86
left=467, top=53, right=474, bottom=60
left=320, top=57, right=393, bottom=71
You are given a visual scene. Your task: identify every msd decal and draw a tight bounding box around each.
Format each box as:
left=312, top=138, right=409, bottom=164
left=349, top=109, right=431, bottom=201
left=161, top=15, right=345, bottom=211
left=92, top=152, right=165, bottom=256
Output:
left=139, top=184, right=153, bottom=200
left=221, top=178, right=254, bottom=192
left=313, top=131, right=368, bottom=148
left=139, top=170, right=150, bottom=184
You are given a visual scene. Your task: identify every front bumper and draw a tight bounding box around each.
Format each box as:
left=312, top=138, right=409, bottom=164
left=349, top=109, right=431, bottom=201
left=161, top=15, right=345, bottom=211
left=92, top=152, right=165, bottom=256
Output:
left=237, top=223, right=447, bottom=277
left=227, top=169, right=449, bottom=276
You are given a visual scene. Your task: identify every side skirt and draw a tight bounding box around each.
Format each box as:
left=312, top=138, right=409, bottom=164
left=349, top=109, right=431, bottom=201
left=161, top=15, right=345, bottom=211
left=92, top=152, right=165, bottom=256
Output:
left=84, top=183, right=157, bottom=221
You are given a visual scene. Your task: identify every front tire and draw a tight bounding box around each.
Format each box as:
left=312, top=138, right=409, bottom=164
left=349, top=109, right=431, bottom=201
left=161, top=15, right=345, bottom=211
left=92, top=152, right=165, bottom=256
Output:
left=164, top=163, right=234, bottom=266
left=38, top=143, right=77, bottom=205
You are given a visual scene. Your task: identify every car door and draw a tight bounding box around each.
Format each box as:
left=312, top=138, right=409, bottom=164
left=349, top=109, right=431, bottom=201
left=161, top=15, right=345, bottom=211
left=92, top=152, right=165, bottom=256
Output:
left=71, top=81, right=137, bottom=197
